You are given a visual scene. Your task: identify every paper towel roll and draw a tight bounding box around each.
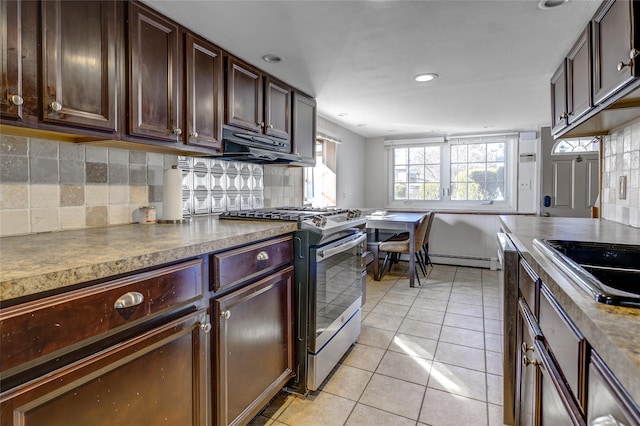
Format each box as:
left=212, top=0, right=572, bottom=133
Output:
left=162, top=165, right=183, bottom=220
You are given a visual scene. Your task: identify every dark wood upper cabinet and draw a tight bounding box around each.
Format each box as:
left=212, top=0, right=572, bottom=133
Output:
left=550, top=61, right=568, bottom=135
left=567, top=24, right=592, bottom=124
left=41, top=0, right=117, bottom=131
left=0, top=0, right=25, bottom=120
left=128, top=2, right=182, bottom=143
left=292, top=91, right=317, bottom=163
left=264, top=76, right=292, bottom=140
left=226, top=56, right=263, bottom=133
left=185, top=33, right=223, bottom=151
left=592, top=0, right=639, bottom=105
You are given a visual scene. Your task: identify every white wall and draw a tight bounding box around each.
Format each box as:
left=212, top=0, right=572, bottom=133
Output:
left=363, top=137, right=388, bottom=208
left=317, top=116, right=367, bottom=208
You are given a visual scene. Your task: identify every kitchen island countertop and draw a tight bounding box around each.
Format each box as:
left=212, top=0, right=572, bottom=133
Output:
left=0, top=216, right=297, bottom=303
left=500, top=215, right=640, bottom=404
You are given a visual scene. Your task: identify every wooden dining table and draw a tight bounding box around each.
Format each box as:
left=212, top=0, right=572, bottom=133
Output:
left=366, top=212, right=427, bottom=287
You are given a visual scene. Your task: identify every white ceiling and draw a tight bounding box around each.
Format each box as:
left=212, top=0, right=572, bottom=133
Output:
left=143, top=0, right=602, bottom=139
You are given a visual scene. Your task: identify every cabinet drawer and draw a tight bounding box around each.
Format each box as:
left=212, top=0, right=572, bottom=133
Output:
left=212, top=235, right=292, bottom=292
left=588, top=351, right=640, bottom=426
left=539, top=284, right=585, bottom=409
left=519, top=258, right=538, bottom=316
left=1, top=258, right=204, bottom=375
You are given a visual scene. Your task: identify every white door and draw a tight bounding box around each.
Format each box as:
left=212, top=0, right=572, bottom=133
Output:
left=540, top=127, right=600, bottom=218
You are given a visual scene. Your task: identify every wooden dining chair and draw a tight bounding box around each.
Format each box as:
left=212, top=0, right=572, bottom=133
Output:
left=377, top=212, right=431, bottom=283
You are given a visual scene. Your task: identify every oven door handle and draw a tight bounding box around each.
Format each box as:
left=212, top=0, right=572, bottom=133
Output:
left=316, top=233, right=367, bottom=262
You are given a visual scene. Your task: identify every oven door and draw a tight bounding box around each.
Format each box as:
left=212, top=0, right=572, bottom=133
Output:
left=309, top=231, right=367, bottom=353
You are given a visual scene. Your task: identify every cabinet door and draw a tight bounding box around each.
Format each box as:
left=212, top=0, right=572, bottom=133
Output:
left=226, top=56, right=263, bottom=133
left=587, top=351, right=640, bottom=426
left=537, top=339, right=585, bottom=425
left=292, top=92, right=317, bottom=163
left=214, top=267, right=294, bottom=426
left=0, top=309, right=210, bottom=426
left=550, top=60, right=568, bottom=134
left=128, top=2, right=181, bottom=142
left=0, top=0, right=24, bottom=120
left=517, top=301, right=542, bottom=426
left=264, top=76, right=291, bottom=140
left=185, top=33, right=223, bottom=151
left=41, top=0, right=117, bottom=131
left=567, top=24, right=592, bottom=124
left=593, top=0, right=637, bottom=105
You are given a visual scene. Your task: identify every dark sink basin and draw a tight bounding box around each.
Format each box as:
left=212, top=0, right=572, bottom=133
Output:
left=534, top=239, right=640, bottom=308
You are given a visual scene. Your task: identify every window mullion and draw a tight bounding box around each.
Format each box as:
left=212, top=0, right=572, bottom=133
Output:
left=442, top=144, right=451, bottom=201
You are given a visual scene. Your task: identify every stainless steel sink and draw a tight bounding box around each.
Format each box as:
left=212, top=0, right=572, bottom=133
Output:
left=533, top=239, right=640, bottom=308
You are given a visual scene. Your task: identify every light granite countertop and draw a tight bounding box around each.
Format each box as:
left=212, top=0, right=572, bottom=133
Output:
left=499, top=215, right=640, bottom=404
left=0, top=216, right=297, bottom=303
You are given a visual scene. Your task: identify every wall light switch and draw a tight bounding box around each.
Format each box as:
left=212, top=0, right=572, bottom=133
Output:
left=519, top=180, right=531, bottom=190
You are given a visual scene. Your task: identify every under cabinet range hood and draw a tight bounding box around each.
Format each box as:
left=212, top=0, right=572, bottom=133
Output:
left=220, top=126, right=313, bottom=166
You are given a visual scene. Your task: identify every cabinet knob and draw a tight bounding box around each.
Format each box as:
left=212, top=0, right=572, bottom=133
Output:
left=256, top=251, right=270, bottom=261
left=190, top=131, right=198, bottom=139
left=50, top=101, right=63, bottom=112
left=172, top=128, right=182, bottom=135
left=522, top=354, right=540, bottom=368
left=558, top=112, right=568, bottom=120
left=521, top=342, right=534, bottom=353
left=200, top=322, right=212, bottom=333
left=268, top=124, right=274, bottom=129
left=617, top=61, right=632, bottom=72
left=221, top=310, right=231, bottom=320
left=114, top=291, right=145, bottom=309
left=259, top=122, right=265, bottom=128
left=8, top=94, right=23, bottom=106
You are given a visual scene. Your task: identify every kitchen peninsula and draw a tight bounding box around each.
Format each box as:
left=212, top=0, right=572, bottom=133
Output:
left=500, top=215, right=640, bottom=425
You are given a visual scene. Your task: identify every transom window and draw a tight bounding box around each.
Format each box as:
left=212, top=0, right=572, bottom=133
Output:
left=552, top=137, right=599, bottom=154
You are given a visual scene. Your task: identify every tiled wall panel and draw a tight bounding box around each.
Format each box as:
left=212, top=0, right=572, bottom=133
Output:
left=602, top=119, right=640, bottom=227
left=0, top=135, right=303, bottom=236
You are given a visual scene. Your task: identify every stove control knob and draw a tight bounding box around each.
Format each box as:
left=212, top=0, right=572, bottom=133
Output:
left=312, top=215, right=327, bottom=227
left=348, top=209, right=362, bottom=219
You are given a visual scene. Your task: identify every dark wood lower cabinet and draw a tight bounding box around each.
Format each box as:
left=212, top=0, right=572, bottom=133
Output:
left=0, top=309, right=210, bottom=426
left=213, top=266, right=294, bottom=426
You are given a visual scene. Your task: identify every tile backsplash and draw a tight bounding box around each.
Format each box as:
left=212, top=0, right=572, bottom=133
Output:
left=602, top=118, right=640, bottom=227
left=0, top=135, right=303, bottom=236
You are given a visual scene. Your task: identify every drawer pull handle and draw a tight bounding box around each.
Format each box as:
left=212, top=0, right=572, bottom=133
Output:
left=114, top=292, right=144, bottom=309
left=522, top=355, right=540, bottom=368
left=221, top=310, right=231, bottom=320
left=591, top=414, right=624, bottom=426
left=200, top=323, right=212, bottom=333
left=256, top=251, right=270, bottom=261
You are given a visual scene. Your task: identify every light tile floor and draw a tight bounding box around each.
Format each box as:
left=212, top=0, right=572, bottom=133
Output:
left=249, top=264, right=507, bottom=426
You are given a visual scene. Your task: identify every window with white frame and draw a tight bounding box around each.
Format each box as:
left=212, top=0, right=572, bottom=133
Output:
left=387, top=134, right=517, bottom=208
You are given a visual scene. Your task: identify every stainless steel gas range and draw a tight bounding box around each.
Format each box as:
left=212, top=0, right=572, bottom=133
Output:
left=220, top=207, right=368, bottom=394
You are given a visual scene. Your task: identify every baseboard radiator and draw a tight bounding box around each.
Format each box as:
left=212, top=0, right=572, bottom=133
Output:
left=431, top=253, right=497, bottom=270
left=366, top=252, right=498, bottom=270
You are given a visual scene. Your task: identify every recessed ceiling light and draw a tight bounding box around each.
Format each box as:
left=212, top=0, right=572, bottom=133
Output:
left=414, top=73, right=438, bottom=82
left=337, top=112, right=349, bottom=117
left=262, top=54, right=283, bottom=63
left=538, top=0, right=569, bottom=9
